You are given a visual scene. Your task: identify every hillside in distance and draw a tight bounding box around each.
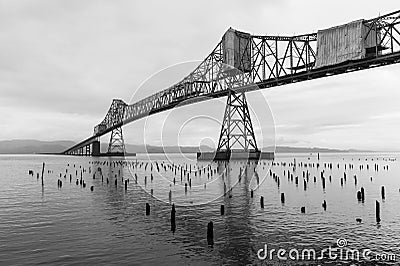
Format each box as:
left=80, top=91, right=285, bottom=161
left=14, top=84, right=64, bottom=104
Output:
left=0, top=140, right=374, bottom=154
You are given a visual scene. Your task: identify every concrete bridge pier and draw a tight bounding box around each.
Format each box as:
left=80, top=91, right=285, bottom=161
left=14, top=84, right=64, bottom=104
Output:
left=92, top=140, right=100, bottom=156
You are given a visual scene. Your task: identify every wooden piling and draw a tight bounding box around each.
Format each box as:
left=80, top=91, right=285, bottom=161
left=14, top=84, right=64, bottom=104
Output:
left=207, top=221, right=214, bottom=245
left=41, top=162, right=45, bottom=187
left=171, top=204, right=176, bottom=232
left=360, top=187, right=365, bottom=201
left=220, top=204, right=225, bottom=215
left=146, top=203, right=150, bottom=216
left=260, top=196, right=264, bottom=208
left=322, top=200, right=327, bottom=211
left=357, top=191, right=362, bottom=201
left=381, top=186, right=385, bottom=199
left=376, top=200, right=381, bottom=223
left=280, top=193, right=285, bottom=204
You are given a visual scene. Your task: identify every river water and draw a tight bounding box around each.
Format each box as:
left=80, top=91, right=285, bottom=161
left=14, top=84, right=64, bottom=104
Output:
left=0, top=153, right=399, bottom=265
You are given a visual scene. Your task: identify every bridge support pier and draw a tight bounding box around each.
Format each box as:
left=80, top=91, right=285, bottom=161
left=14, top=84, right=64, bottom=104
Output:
left=197, top=90, right=274, bottom=161
left=107, top=126, right=126, bottom=156
left=92, top=140, right=100, bottom=156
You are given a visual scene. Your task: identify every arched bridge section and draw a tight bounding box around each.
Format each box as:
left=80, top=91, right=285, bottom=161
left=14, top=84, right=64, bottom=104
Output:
left=63, top=10, right=400, bottom=157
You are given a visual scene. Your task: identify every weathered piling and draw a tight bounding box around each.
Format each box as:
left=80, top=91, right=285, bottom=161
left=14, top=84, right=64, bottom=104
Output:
left=357, top=191, right=362, bottom=201
left=381, top=186, right=385, bottom=199
left=220, top=205, right=225, bottom=215
left=280, top=193, right=285, bottom=204
left=171, top=204, right=176, bottom=232
left=207, top=221, right=214, bottom=245
left=146, top=203, right=150, bottom=215
left=260, top=196, right=264, bottom=208
left=376, top=200, right=381, bottom=223
left=90, top=186, right=94, bottom=191
left=41, top=162, right=45, bottom=187
left=250, top=189, right=253, bottom=198
left=361, top=187, right=365, bottom=201
left=301, top=207, right=306, bottom=213
left=322, top=200, right=327, bottom=211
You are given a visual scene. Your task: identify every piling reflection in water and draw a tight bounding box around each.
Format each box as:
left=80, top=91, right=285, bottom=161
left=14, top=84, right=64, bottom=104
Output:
left=2, top=153, right=400, bottom=265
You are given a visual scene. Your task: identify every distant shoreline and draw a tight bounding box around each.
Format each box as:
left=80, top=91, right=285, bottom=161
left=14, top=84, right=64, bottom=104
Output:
left=1, top=151, right=399, bottom=156
left=1, top=139, right=398, bottom=155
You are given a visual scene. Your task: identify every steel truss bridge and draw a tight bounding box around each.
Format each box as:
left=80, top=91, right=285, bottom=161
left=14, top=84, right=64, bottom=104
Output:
left=63, top=10, right=400, bottom=158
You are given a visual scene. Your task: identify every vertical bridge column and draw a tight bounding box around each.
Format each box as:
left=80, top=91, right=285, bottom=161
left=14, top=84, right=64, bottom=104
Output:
left=92, top=140, right=100, bottom=156
left=217, top=89, right=258, bottom=155
left=107, top=126, right=125, bottom=156
left=215, top=89, right=260, bottom=160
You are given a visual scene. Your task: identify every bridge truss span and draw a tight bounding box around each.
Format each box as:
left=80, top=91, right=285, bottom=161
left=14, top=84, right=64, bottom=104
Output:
left=63, top=10, right=400, bottom=157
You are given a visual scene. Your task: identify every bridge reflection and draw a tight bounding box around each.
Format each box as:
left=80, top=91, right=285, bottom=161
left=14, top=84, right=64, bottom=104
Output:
left=86, top=157, right=271, bottom=264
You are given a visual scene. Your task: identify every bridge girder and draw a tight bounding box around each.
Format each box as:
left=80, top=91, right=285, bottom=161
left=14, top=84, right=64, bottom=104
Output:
left=63, top=10, right=400, bottom=156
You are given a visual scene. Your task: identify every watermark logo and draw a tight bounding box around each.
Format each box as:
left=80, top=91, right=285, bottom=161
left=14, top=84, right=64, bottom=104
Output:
left=257, top=238, right=397, bottom=263
left=336, top=238, right=347, bottom=248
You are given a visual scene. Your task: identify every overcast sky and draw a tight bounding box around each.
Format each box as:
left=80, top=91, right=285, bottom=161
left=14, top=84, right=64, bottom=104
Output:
left=1, top=0, right=400, bottom=151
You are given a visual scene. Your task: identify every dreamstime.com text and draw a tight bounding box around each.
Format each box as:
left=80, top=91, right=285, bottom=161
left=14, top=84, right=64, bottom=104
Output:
left=257, top=238, right=396, bottom=263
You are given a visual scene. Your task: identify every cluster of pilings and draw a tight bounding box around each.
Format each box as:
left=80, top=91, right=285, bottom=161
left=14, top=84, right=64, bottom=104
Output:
left=263, top=156, right=395, bottom=224
left=30, top=154, right=396, bottom=245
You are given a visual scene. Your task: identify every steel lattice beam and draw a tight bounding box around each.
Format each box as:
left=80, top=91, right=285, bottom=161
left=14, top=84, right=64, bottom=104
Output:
left=217, top=89, right=258, bottom=152
left=63, top=10, right=400, bottom=155
left=108, top=126, right=125, bottom=154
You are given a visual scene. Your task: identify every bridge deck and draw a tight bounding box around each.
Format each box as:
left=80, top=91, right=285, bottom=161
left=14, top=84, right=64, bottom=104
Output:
left=63, top=10, right=400, bottom=155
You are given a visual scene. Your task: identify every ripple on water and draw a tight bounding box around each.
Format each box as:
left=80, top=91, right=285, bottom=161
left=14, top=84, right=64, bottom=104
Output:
left=0, top=153, right=399, bottom=265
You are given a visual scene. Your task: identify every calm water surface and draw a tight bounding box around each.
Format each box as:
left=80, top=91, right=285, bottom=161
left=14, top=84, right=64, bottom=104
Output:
left=0, top=153, right=399, bottom=265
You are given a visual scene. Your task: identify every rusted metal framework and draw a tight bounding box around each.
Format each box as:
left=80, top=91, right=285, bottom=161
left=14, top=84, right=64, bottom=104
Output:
left=63, top=10, right=400, bottom=156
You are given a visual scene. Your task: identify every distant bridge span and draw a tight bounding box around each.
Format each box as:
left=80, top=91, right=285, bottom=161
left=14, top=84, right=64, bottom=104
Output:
left=64, top=10, right=400, bottom=156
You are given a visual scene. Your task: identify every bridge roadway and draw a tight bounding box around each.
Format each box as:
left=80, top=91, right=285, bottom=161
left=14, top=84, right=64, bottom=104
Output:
left=63, top=10, right=400, bottom=155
